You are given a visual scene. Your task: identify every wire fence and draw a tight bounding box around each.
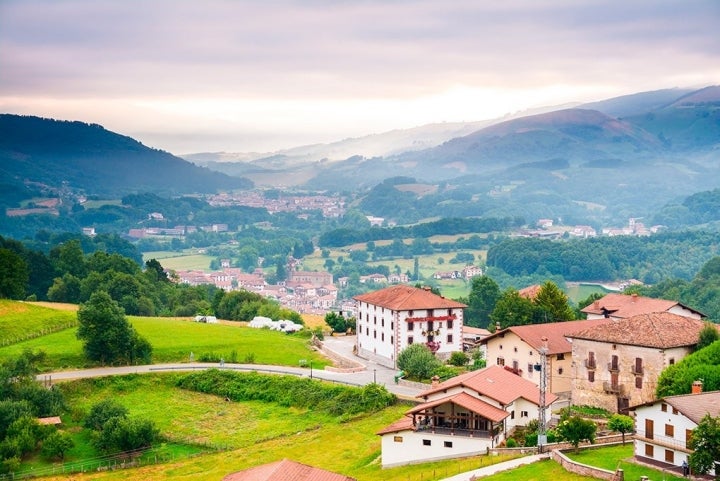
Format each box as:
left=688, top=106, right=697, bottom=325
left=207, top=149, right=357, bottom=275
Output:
left=0, top=322, right=78, bottom=347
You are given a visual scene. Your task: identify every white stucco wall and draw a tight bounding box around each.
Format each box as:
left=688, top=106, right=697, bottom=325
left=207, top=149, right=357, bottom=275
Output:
left=633, top=401, right=696, bottom=469
left=380, top=429, right=497, bottom=468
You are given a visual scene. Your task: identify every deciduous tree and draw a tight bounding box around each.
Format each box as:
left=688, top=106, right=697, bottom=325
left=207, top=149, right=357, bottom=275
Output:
left=607, top=414, right=634, bottom=445
left=688, top=414, right=720, bottom=476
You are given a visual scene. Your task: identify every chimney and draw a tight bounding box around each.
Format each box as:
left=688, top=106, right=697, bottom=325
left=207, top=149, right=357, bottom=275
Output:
left=631, top=293, right=638, bottom=301
left=692, top=380, right=703, bottom=394
left=431, top=375, right=440, bottom=388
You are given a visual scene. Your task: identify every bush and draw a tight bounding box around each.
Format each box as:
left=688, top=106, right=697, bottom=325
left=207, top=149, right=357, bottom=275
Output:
left=84, top=399, right=129, bottom=431
left=506, top=438, right=517, bottom=447
left=432, top=365, right=463, bottom=381
left=448, top=351, right=469, bottom=367
left=397, top=344, right=442, bottom=380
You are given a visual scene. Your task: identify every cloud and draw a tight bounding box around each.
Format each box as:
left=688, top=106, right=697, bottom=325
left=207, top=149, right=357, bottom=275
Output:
left=1, top=0, right=718, bottom=152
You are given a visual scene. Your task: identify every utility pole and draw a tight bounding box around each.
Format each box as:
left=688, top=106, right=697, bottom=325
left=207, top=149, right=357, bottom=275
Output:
left=538, top=336, right=548, bottom=453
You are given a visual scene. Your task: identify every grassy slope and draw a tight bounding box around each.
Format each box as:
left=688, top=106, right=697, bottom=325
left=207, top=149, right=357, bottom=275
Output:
left=0, top=300, right=77, bottom=345
left=0, top=305, right=328, bottom=371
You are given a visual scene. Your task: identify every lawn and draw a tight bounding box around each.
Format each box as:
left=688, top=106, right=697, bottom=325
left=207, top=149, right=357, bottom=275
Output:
left=0, top=308, right=329, bottom=371
left=0, top=300, right=77, bottom=346
left=147, top=253, right=215, bottom=272
left=565, top=444, right=686, bottom=481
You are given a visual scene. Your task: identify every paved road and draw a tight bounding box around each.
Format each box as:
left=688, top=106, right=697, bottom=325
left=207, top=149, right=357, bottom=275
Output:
left=37, top=335, right=423, bottom=399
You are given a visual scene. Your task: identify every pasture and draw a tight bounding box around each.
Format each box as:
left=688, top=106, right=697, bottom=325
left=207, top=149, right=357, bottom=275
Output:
left=0, top=300, right=77, bottom=347
left=0, top=303, right=328, bottom=371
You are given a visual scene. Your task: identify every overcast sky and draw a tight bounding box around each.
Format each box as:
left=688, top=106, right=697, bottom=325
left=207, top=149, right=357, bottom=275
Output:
left=1, top=0, right=719, bottom=154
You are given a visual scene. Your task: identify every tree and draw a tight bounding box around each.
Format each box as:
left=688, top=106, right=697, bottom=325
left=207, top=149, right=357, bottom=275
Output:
left=556, top=415, right=596, bottom=453
left=698, top=322, right=720, bottom=350
left=0, top=248, right=28, bottom=299
left=41, top=431, right=74, bottom=460
left=607, top=414, right=634, bottom=445
left=76, top=291, right=152, bottom=365
left=84, top=399, right=129, bottom=431
left=397, top=344, right=441, bottom=380
left=688, top=414, right=720, bottom=476
left=324, top=312, right=347, bottom=333
left=465, top=276, right=500, bottom=328
left=490, top=288, right=536, bottom=329
left=448, top=351, right=469, bottom=367
left=533, top=281, right=575, bottom=322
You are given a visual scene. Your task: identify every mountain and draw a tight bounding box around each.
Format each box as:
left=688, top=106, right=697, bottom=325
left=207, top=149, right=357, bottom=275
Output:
left=0, top=115, right=252, bottom=203
left=303, top=86, right=720, bottom=225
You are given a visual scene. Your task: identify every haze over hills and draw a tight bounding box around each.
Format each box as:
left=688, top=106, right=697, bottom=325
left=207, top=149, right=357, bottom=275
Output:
left=0, top=115, right=253, bottom=203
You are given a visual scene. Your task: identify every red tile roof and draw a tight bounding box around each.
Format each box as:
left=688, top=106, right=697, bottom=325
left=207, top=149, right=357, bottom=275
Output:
left=222, top=459, right=356, bottom=481
left=518, top=284, right=542, bottom=299
left=567, top=312, right=711, bottom=348
left=580, top=293, right=703, bottom=318
left=482, top=319, right=614, bottom=354
left=353, top=285, right=466, bottom=311
left=407, top=392, right=510, bottom=423
left=376, top=416, right=415, bottom=435
left=419, top=365, right=558, bottom=406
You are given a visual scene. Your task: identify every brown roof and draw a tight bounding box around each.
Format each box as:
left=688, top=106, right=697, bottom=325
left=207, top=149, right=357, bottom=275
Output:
left=353, top=285, right=466, bottom=311
left=222, top=459, right=356, bottom=481
left=376, top=416, right=415, bottom=435
left=407, top=392, right=510, bottom=423
left=482, top=319, right=613, bottom=355
left=518, top=284, right=542, bottom=299
left=37, top=416, right=62, bottom=425
left=631, top=391, right=720, bottom=424
left=580, top=293, right=703, bottom=318
left=419, top=365, right=558, bottom=406
left=567, top=312, right=709, bottom=348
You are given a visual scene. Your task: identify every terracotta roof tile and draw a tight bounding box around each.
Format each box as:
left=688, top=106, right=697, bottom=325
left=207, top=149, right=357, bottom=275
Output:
left=353, top=285, right=466, bottom=311
left=580, top=293, right=703, bottom=318
left=482, top=319, right=614, bottom=354
left=419, top=365, right=558, bottom=406
left=376, top=416, right=415, bottom=435
left=222, top=459, right=356, bottom=481
left=407, top=392, right=510, bottom=423
left=567, top=312, right=711, bottom=348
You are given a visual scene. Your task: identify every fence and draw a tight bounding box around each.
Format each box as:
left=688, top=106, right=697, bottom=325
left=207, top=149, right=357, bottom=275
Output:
left=0, top=322, right=78, bottom=347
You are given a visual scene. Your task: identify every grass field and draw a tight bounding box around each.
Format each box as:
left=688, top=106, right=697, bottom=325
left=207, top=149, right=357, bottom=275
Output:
left=0, top=305, right=329, bottom=371
left=565, top=444, right=685, bottom=481
left=0, top=300, right=77, bottom=346
left=144, top=253, right=215, bottom=272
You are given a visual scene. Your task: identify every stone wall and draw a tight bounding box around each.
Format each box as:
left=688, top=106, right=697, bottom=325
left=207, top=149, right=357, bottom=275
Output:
left=551, top=449, right=624, bottom=481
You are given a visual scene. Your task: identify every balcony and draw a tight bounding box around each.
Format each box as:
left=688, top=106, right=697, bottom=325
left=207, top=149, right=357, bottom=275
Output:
left=607, top=362, right=620, bottom=372
left=631, top=365, right=644, bottom=375
left=603, top=381, right=625, bottom=395
left=584, top=359, right=596, bottom=369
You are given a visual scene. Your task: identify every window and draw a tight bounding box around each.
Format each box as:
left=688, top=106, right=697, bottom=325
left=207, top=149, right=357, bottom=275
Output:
left=447, top=320, right=453, bottom=329
left=665, top=449, right=674, bottom=463
left=661, top=403, right=667, bottom=412
left=645, top=419, right=654, bottom=440
left=672, top=407, right=678, bottom=415
left=558, top=367, right=563, bottom=375
left=511, top=411, right=515, bottom=419
left=610, top=355, right=619, bottom=371
left=521, top=411, right=529, bottom=417
left=444, top=441, right=453, bottom=448
left=391, top=322, right=394, bottom=330
left=669, top=358, right=675, bottom=365
left=422, top=439, right=431, bottom=446
left=497, top=357, right=505, bottom=366
left=645, top=444, right=654, bottom=457
left=635, top=376, right=642, bottom=389
left=588, top=370, right=595, bottom=382
left=373, top=331, right=376, bottom=338
left=447, top=334, right=453, bottom=343
left=394, top=436, right=403, bottom=443
left=665, top=424, right=674, bottom=438
left=634, top=357, right=643, bottom=375
left=514, top=346, right=518, bottom=352
left=381, top=332, right=384, bottom=342
left=557, top=353, right=565, bottom=360
left=499, top=344, right=503, bottom=350
left=382, top=318, right=385, bottom=327
left=408, top=322, right=414, bottom=331
left=528, top=364, right=533, bottom=377
left=391, top=336, right=394, bottom=344
left=373, top=316, right=376, bottom=325
left=408, top=336, right=414, bottom=345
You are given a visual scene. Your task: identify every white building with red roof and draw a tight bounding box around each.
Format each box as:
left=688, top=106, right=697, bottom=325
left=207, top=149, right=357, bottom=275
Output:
left=354, top=285, right=467, bottom=368
left=378, top=365, right=557, bottom=467
left=630, top=383, right=720, bottom=477
left=581, top=293, right=704, bottom=321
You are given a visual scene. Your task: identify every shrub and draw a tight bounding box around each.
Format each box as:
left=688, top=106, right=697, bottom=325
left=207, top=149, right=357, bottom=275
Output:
left=448, top=351, right=469, bottom=367
left=506, top=438, right=517, bottom=447
left=432, top=365, right=462, bottom=381
left=397, top=344, right=441, bottom=380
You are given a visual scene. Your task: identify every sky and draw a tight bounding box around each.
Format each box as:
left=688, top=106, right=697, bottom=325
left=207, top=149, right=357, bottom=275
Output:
left=1, top=0, right=719, bottom=155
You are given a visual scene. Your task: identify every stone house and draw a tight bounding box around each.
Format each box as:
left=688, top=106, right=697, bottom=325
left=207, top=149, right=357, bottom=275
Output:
left=354, top=285, right=466, bottom=368
left=377, top=365, right=557, bottom=467
left=566, top=312, right=709, bottom=413
left=482, top=319, right=613, bottom=401
left=630, top=383, right=719, bottom=477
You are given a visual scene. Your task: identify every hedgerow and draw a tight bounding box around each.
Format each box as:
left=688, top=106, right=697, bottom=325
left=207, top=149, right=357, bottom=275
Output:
left=176, top=369, right=396, bottom=417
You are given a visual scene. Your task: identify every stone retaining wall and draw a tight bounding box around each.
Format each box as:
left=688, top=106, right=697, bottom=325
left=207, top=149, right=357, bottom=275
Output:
left=551, top=449, right=623, bottom=481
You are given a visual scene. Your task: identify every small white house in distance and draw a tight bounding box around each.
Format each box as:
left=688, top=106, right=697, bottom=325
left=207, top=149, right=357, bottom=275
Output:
left=377, top=365, right=557, bottom=467
left=194, top=315, right=218, bottom=323
left=630, top=382, right=720, bottom=476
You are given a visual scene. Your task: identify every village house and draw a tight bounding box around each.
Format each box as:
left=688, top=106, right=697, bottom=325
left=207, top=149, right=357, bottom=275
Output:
left=581, top=293, right=704, bottom=321
left=461, top=265, right=483, bottom=279
left=354, top=285, right=466, bottom=368
left=630, top=382, right=719, bottom=477
left=378, top=365, right=557, bottom=467
left=287, top=270, right=333, bottom=287
left=222, top=458, right=356, bottom=481
left=566, top=312, right=710, bottom=413
left=482, top=319, right=613, bottom=402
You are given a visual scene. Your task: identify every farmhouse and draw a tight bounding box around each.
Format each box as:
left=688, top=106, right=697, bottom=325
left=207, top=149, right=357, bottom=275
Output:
left=581, top=293, right=704, bottom=321
left=482, top=319, right=613, bottom=400
left=378, top=365, right=557, bottom=467
left=354, top=285, right=466, bottom=368
left=567, top=312, right=710, bottom=413
left=630, top=383, right=720, bottom=477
